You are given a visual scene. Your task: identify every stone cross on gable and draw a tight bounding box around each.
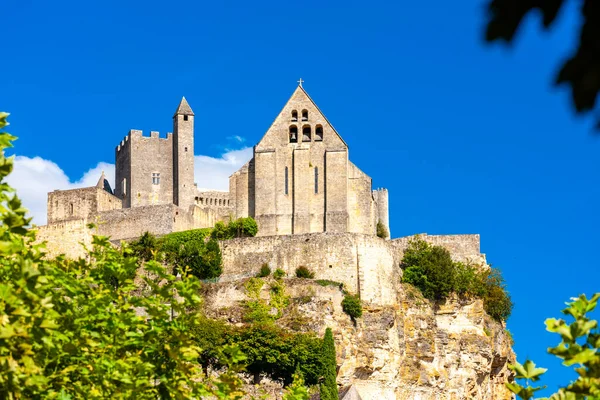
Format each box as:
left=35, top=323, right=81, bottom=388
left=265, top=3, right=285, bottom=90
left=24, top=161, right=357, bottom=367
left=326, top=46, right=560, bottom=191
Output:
left=297, top=78, right=304, bottom=87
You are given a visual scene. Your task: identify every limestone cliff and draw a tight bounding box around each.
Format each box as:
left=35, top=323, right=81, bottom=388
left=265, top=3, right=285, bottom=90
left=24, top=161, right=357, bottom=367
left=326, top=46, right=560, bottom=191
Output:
left=202, top=278, right=515, bottom=400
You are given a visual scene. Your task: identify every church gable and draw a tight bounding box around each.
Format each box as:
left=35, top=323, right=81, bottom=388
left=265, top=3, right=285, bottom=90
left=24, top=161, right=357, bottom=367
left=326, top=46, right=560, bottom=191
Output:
left=255, top=85, right=348, bottom=151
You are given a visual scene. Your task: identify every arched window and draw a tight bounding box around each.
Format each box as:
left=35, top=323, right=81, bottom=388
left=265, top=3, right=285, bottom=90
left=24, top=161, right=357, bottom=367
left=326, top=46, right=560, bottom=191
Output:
left=285, top=166, right=289, bottom=195
left=301, top=110, right=308, bottom=121
left=289, top=125, right=298, bottom=143
left=291, top=110, right=298, bottom=122
left=314, top=167, right=319, bottom=194
left=302, top=125, right=311, bottom=142
left=315, top=125, right=323, bottom=141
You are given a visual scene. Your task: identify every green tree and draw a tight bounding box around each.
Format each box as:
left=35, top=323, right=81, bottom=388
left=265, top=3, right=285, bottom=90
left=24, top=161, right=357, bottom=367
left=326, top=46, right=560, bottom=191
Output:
left=320, top=328, right=338, bottom=400
left=0, top=113, right=244, bottom=399
left=507, top=293, right=600, bottom=399
left=401, top=238, right=456, bottom=301
left=485, top=0, right=600, bottom=128
left=129, top=231, right=158, bottom=262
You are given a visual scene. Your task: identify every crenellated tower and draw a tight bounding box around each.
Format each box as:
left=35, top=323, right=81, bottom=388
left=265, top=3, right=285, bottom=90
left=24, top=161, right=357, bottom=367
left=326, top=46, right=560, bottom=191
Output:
left=173, top=97, right=196, bottom=211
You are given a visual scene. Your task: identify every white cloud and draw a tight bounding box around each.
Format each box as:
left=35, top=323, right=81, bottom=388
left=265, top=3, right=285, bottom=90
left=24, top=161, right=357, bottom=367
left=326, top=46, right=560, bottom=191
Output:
left=6, top=157, right=115, bottom=226
left=7, top=146, right=253, bottom=226
left=194, top=147, right=252, bottom=191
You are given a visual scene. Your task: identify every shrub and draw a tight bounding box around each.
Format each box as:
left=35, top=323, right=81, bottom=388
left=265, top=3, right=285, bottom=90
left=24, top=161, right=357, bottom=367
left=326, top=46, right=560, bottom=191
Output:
left=228, top=323, right=323, bottom=386
left=481, top=268, right=513, bottom=322
left=273, top=268, right=286, bottom=279
left=401, top=238, right=456, bottom=301
left=228, top=217, right=258, bottom=238
left=316, top=279, right=343, bottom=288
left=400, top=237, right=512, bottom=321
left=177, top=237, right=222, bottom=280
left=376, top=220, right=389, bottom=239
left=257, top=263, right=271, bottom=277
left=341, top=294, right=363, bottom=319
left=295, top=266, right=315, bottom=279
left=129, top=231, right=158, bottom=262
left=211, top=220, right=231, bottom=240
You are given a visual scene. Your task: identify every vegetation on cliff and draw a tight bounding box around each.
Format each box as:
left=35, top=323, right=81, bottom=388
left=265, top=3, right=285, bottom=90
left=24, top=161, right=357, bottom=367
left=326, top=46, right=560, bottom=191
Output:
left=401, top=237, right=513, bottom=321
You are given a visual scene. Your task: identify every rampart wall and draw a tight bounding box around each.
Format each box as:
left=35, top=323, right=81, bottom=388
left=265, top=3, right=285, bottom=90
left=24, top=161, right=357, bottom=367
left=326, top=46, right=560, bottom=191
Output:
left=36, top=219, right=93, bottom=259
left=90, top=204, right=179, bottom=241
left=219, top=232, right=485, bottom=306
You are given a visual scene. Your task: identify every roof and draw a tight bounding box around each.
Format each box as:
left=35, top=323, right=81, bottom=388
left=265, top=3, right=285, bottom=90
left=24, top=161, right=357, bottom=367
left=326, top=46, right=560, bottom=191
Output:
left=256, top=84, right=349, bottom=149
left=96, top=171, right=113, bottom=194
left=173, top=96, right=194, bottom=117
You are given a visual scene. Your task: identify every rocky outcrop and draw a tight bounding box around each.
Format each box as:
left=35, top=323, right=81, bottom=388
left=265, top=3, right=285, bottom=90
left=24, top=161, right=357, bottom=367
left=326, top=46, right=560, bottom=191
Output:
left=201, top=277, right=515, bottom=400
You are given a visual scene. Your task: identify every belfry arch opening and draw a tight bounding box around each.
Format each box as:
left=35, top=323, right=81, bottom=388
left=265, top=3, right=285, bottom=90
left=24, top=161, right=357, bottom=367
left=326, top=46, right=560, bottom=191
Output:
left=291, top=110, right=298, bottom=122
left=301, top=110, right=308, bottom=121
left=302, top=125, right=311, bottom=142
left=289, top=125, right=298, bottom=143
left=315, top=125, right=323, bottom=141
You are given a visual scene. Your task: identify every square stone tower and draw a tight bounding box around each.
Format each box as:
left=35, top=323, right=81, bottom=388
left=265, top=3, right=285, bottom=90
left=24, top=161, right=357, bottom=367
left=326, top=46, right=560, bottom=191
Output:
left=172, top=97, right=196, bottom=211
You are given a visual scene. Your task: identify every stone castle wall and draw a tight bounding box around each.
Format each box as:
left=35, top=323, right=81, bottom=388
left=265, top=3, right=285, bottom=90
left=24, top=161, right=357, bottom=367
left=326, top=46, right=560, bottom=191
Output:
left=219, top=232, right=483, bottom=306
left=115, top=130, right=174, bottom=208
left=36, top=219, right=93, bottom=259
left=47, top=187, right=122, bottom=224
left=391, top=233, right=486, bottom=265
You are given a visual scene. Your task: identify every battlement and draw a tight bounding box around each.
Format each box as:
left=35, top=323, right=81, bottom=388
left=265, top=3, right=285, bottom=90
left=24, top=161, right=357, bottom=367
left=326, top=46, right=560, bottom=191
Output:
left=116, top=130, right=173, bottom=153
left=195, top=190, right=232, bottom=208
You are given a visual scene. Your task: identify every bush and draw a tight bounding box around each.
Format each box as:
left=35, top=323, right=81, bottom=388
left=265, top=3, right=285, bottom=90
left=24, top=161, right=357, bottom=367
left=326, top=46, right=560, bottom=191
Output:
left=376, top=220, right=389, bottom=239
left=400, top=237, right=512, bottom=321
left=227, top=323, right=323, bottom=386
left=273, top=268, right=286, bottom=279
left=295, top=266, right=315, bottom=279
left=177, top=238, right=222, bottom=280
left=401, top=239, right=456, bottom=301
left=341, top=294, right=363, bottom=319
left=211, top=221, right=231, bottom=240
left=129, top=231, right=158, bottom=262
left=257, top=263, right=271, bottom=277
left=228, top=217, right=258, bottom=238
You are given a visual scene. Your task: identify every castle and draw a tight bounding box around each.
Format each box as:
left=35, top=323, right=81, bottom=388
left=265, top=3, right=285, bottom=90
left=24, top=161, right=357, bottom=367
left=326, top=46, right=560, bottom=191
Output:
left=38, top=83, right=390, bottom=257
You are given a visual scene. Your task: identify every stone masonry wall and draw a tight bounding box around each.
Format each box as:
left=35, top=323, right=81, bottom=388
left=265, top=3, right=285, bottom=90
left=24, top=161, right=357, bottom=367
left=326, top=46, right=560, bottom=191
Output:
left=36, top=219, right=93, bottom=259
left=219, top=232, right=485, bottom=306
left=47, top=187, right=122, bottom=223
left=115, top=130, right=174, bottom=208
left=90, top=204, right=178, bottom=241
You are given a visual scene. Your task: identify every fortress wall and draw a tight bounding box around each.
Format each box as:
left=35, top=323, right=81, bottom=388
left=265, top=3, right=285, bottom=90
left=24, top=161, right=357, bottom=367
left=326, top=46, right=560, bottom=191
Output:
left=96, top=189, right=123, bottom=212
left=36, top=219, right=92, bottom=259
left=348, top=162, right=375, bottom=236
left=325, top=150, right=349, bottom=232
left=219, top=233, right=401, bottom=305
left=90, top=204, right=176, bottom=241
left=373, top=188, right=390, bottom=238
left=391, top=233, right=485, bottom=265
left=48, top=187, right=99, bottom=223
left=130, top=131, right=174, bottom=207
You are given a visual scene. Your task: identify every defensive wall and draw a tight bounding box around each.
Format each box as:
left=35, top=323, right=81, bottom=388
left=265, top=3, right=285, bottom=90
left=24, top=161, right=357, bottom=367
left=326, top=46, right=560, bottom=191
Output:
left=36, top=219, right=93, bottom=259
left=219, top=232, right=484, bottom=306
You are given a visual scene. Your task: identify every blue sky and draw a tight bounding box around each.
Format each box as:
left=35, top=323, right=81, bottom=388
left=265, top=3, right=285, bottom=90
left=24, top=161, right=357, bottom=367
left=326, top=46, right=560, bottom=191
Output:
left=4, top=0, right=599, bottom=393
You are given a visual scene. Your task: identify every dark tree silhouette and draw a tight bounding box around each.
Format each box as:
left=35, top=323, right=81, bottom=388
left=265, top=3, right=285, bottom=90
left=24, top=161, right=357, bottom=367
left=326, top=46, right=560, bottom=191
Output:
left=485, top=0, right=600, bottom=128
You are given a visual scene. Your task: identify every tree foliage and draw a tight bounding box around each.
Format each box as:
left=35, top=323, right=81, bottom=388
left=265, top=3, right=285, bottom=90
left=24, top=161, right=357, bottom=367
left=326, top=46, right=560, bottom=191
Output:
left=401, top=237, right=512, bottom=321
left=320, top=328, right=338, bottom=400
left=0, top=114, right=245, bottom=399
left=485, top=0, right=600, bottom=128
left=507, top=293, right=600, bottom=399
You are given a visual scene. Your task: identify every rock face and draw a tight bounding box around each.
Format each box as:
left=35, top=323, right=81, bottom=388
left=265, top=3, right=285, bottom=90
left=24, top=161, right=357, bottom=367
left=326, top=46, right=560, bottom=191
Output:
left=202, top=278, right=515, bottom=400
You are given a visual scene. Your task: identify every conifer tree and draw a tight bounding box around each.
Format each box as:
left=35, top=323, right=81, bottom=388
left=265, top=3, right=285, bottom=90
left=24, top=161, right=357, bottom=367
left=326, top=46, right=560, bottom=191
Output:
left=320, top=328, right=338, bottom=400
